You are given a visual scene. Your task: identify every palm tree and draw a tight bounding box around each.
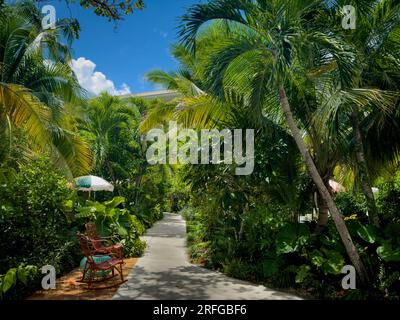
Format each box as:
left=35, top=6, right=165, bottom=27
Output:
left=0, top=1, right=91, bottom=177
left=178, top=0, right=370, bottom=283
left=79, top=93, right=139, bottom=181
left=142, top=39, right=235, bottom=132
left=314, top=0, right=400, bottom=227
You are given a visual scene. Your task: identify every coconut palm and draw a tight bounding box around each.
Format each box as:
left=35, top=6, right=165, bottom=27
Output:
left=178, top=0, right=372, bottom=282
left=313, top=0, right=400, bottom=227
left=146, top=42, right=319, bottom=230
left=79, top=93, right=140, bottom=181
left=141, top=39, right=235, bottom=132
left=0, top=1, right=91, bottom=177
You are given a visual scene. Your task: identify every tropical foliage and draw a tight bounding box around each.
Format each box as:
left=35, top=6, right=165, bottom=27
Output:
left=0, top=1, right=91, bottom=177
left=0, top=1, right=169, bottom=300
left=1, top=0, right=400, bottom=301
left=140, top=0, right=400, bottom=299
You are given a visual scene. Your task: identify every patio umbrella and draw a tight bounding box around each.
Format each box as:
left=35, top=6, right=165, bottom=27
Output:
left=74, top=175, right=114, bottom=192
left=329, top=179, right=346, bottom=193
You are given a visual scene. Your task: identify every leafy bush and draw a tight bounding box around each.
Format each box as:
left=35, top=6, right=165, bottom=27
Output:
left=0, top=158, right=79, bottom=273
left=376, top=175, right=400, bottom=223
left=121, top=238, right=146, bottom=257
left=335, top=192, right=368, bottom=219
left=0, top=265, right=38, bottom=301
left=0, top=158, right=81, bottom=299
left=72, top=196, right=147, bottom=257
left=223, top=259, right=258, bottom=281
left=184, top=198, right=400, bottom=299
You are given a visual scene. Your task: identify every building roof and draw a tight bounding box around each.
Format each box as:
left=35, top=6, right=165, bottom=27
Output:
left=120, top=90, right=181, bottom=102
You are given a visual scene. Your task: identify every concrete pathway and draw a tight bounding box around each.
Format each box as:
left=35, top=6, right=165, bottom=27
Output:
left=113, top=213, right=301, bottom=300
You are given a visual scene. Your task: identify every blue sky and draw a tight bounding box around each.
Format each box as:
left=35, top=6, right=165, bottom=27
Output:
left=46, top=0, right=203, bottom=95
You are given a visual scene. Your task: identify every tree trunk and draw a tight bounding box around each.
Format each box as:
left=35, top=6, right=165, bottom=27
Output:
left=351, top=108, right=380, bottom=227
left=134, top=164, right=145, bottom=205
left=318, top=195, right=329, bottom=226
left=106, top=160, right=116, bottom=183
left=106, top=160, right=122, bottom=196
left=316, top=194, right=329, bottom=233
left=279, top=85, right=369, bottom=285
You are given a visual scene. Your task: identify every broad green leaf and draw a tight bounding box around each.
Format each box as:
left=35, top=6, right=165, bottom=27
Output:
left=295, top=265, right=311, bottom=283
left=321, top=249, right=345, bottom=275
left=377, top=242, right=400, bottom=262
left=75, top=206, right=96, bottom=220
left=276, top=223, right=310, bottom=254
left=357, top=225, right=378, bottom=244
left=104, top=196, right=125, bottom=209
left=117, top=225, right=128, bottom=237
left=17, top=266, right=28, bottom=285
left=310, top=249, right=325, bottom=268
left=2, top=268, right=17, bottom=293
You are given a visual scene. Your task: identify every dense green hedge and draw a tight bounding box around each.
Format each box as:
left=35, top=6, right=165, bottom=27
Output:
left=0, top=158, right=81, bottom=299
left=0, top=158, right=79, bottom=274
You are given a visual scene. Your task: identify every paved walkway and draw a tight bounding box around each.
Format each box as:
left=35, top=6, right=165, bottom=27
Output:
left=113, top=213, right=301, bottom=300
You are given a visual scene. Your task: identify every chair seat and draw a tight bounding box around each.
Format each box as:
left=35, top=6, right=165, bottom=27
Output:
left=95, top=243, right=122, bottom=253
left=93, top=257, right=124, bottom=270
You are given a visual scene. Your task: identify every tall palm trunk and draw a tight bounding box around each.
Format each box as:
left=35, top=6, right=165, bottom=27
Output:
left=316, top=170, right=334, bottom=231
left=0, top=113, right=10, bottom=163
left=134, top=163, right=146, bottom=205
left=351, top=108, right=380, bottom=227
left=279, top=85, right=369, bottom=285
left=316, top=193, right=329, bottom=233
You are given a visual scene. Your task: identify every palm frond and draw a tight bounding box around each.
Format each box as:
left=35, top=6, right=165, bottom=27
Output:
left=0, top=83, right=50, bottom=147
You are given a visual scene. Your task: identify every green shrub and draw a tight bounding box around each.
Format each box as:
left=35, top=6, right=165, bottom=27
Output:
left=335, top=192, right=368, bottom=219
left=376, top=176, right=400, bottom=223
left=121, top=238, right=146, bottom=257
left=223, top=259, right=258, bottom=281
left=0, top=264, right=38, bottom=301
left=0, top=158, right=81, bottom=299
left=72, top=196, right=147, bottom=257
left=0, top=158, right=79, bottom=274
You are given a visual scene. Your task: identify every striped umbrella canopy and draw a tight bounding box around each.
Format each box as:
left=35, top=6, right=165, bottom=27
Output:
left=329, top=179, right=346, bottom=193
left=74, top=175, right=114, bottom=192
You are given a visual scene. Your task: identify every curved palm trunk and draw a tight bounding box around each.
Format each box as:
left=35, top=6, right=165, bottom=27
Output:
left=134, top=167, right=144, bottom=205
left=279, top=85, right=369, bottom=285
left=316, top=194, right=329, bottom=233
left=0, top=113, right=9, bottom=163
left=351, top=108, right=380, bottom=227
left=316, top=171, right=334, bottom=232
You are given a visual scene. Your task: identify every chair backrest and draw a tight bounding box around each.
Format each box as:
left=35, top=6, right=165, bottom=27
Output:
left=85, top=222, right=98, bottom=239
left=77, top=233, right=95, bottom=263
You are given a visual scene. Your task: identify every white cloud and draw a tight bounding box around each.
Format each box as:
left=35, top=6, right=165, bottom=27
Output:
left=117, top=83, right=131, bottom=95
left=71, top=57, right=131, bottom=96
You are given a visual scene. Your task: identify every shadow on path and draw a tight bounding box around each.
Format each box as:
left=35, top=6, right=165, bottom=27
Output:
left=113, top=213, right=302, bottom=300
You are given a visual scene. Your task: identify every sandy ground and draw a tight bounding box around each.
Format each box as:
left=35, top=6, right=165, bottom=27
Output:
left=28, top=258, right=137, bottom=300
